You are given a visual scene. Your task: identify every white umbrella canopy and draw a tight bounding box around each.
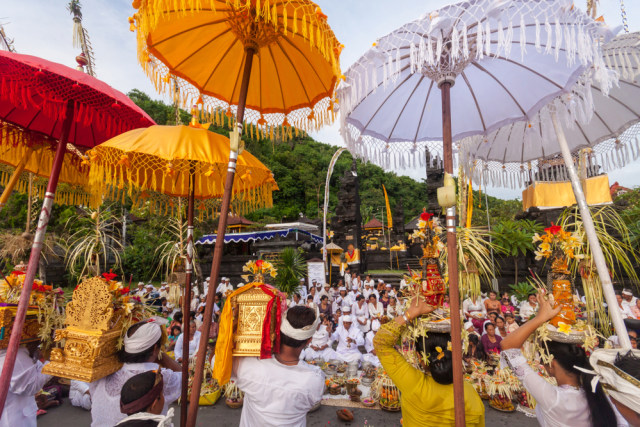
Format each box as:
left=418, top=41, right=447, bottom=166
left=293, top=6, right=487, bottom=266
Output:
left=460, top=67, right=640, bottom=188
left=338, top=0, right=615, bottom=171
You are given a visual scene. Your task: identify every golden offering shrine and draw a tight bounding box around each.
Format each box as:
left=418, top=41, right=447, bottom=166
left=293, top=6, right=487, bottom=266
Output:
left=230, top=286, right=277, bottom=357
left=43, top=276, right=124, bottom=382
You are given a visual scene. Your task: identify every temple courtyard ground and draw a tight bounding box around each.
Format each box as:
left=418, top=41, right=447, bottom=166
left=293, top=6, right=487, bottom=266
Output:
left=38, top=399, right=539, bottom=426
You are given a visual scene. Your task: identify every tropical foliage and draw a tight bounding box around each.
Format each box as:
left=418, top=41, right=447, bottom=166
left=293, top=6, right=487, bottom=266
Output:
left=491, top=220, right=543, bottom=284
left=274, top=247, right=306, bottom=295
left=62, top=206, right=123, bottom=280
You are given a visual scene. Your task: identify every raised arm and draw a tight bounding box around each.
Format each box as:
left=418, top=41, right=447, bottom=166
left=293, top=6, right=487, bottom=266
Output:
left=500, top=290, right=561, bottom=350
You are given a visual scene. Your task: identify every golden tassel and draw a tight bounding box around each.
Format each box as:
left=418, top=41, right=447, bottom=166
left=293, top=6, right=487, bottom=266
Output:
left=293, top=9, right=297, bottom=33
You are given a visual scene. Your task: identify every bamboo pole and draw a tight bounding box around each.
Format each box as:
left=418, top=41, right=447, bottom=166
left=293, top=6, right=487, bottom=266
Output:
left=180, top=165, right=196, bottom=427
left=551, top=112, right=631, bottom=349
left=0, top=100, right=74, bottom=414
left=186, top=46, right=256, bottom=427
left=0, top=147, right=35, bottom=211
left=440, top=80, right=466, bottom=427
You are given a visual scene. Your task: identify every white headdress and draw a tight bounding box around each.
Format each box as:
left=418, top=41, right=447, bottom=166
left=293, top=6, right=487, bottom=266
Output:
left=280, top=305, right=321, bottom=341
left=124, top=321, right=162, bottom=354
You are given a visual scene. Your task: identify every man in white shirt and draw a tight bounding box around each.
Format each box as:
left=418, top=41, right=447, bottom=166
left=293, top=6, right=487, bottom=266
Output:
left=332, top=287, right=347, bottom=313
left=363, top=275, right=375, bottom=289
left=399, top=277, right=408, bottom=290
left=519, top=294, right=539, bottom=320
left=385, top=283, right=397, bottom=299
left=318, top=283, right=330, bottom=301
left=331, top=315, right=364, bottom=364
left=303, top=320, right=337, bottom=362
left=297, top=278, right=308, bottom=300
left=0, top=343, right=51, bottom=427
left=189, top=291, right=199, bottom=312
left=135, top=282, right=146, bottom=297
left=289, top=293, right=302, bottom=308
left=343, top=270, right=352, bottom=289
left=622, top=289, right=637, bottom=311
left=362, top=282, right=378, bottom=301
left=234, top=305, right=325, bottom=427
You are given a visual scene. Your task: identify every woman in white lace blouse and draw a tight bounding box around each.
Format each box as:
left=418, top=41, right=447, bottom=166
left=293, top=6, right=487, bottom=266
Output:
left=500, top=291, right=617, bottom=427
left=89, top=321, right=182, bottom=427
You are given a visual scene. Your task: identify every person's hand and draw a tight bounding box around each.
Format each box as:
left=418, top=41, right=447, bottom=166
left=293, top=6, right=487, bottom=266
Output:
left=534, top=290, right=562, bottom=323
left=406, top=296, right=435, bottom=319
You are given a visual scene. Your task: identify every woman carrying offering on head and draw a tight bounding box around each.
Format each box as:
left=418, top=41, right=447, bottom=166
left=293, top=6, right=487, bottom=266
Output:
left=500, top=291, right=618, bottom=427
left=373, top=297, right=485, bottom=426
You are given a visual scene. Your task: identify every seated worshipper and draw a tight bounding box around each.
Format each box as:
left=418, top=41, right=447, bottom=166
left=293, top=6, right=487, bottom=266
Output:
left=465, top=321, right=480, bottom=337
left=616, top=292, right=634, bottom=319
left=174, top=321, right=201, bottom=363
left=135, top=282, right=146, bottom=297
left=518, top=293, right=539, bottom=321
left=386, top=296, right=401, bottom=318
left=297, top=278, right=308, bottom=299
left=352, top=295, right=370, bottom=334
left=501, top=291, right=617, bottom=427
left=189, top=291, right=199, bottom=312
left=501, top=296, right=516, bottom=316
left=622, top=289, right=638, bottom=311
left=363, top=321, right=381, bottom=367
left=379, top=290, right=391, bottom=308
left=463, top=334, right=487, bottom=367
left=630, top=299, right=640, bottom=320
left=364, top=274, right=375, bottom=289
left=233, top=305, right=325, bottom=427
left=386, top=283, right=397, bottom=299
left=116, top=370, right=174, bottom=427
left=588, top=349, right=640, bottom=427
left=373, top=296, right=485, bottom=426
left=0, top=341, right=51, bottom=427
left=494, top=315, right=508, bottom=338
left=318, top=283, right=331, bottom=300
left=331, top=315, right=364, bottom=364
left=484, top=291, right=501, bottom=315
left=332, top=287, right=346, bottom=313
left=337, top=304, right=352, bottom=328
left=376, top=279, right=386, bottom=293
left=504, top=313, right=519, bottom=334
left=289, top=293, right=302, bottom=308
left=480, top=322, right=502, bottom=356
left=368, top=294, right=385, bottom=320
left=463, top=294, right=487, bottom=332
left=304, top=316, right=338, bottom=362
left=90, top=321, right=181, bottom=427
left=443, top=294, right=450, bottom=309
left=318, top=295, right=333, bottom=329
left=362, top=281, right=378, bottom=300
left=70, top=380, right=92, bottom=411
left=305, top=294, right=316, bottom=309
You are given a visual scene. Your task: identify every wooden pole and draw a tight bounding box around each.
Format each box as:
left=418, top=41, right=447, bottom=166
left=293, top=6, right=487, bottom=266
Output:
left=0, top=146, right=35, bottom=211
left=0, top=100, right=74, bottom=415
left=551, top=112, right=631, bottom=348
left=186, top=46, right=255, bottom=427
left=180, top=165, right=196, bottom=427
left=440, top=80, right=466, bottom=426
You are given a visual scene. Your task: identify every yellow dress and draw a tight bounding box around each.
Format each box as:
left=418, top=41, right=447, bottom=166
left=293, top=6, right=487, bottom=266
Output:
left=373, top=322, right=485, bottom=427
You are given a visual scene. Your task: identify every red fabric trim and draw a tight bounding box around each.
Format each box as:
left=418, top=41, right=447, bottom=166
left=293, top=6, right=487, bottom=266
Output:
left=256, top=284, right=284, bottom=359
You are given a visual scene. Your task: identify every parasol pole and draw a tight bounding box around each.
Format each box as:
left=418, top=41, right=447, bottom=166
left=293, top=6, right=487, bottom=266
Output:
left=0, top=100, right=74, bottom=414
left=186, top=45, right=256, bottom=427
left=550, top=112, right=631, bottom=349
left=26, top=173, right=33, bottom=234
left=439, top=79, right=466, bottom=427
left=180, top=164, right=196, bottom=427
left=0, top=147, right=35, bottom=212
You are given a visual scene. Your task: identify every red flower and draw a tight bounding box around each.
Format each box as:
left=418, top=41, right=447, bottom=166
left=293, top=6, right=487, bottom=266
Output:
left=119, top=287, right=130, bottom=296
left=11, top=271, right=25, bottom=276
left=545, top=223, right=562, bottom=235
left=256, top=259, right=264, bottom=269
left=420, top=212, right=434, bottom=221
left=102, top=270, right=118, bottom=281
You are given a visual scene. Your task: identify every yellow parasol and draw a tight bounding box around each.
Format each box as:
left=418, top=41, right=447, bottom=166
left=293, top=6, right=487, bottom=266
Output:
left=86, top=122, right=276, bottom=418
left=130, top=0, right=342, bottom=135
left=86, top=124, right=277, bottom=218
left=129, top=3, right=342, bottom=423
left=0, top=121, right=90, bottom=209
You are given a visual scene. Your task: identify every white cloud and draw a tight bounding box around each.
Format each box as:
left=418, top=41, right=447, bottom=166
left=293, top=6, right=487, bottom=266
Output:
left=2, top=1, right=639, bottom=199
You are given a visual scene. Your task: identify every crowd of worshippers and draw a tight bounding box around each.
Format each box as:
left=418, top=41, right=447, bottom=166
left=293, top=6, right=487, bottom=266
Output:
left=461, top=287, right=640, bottom=364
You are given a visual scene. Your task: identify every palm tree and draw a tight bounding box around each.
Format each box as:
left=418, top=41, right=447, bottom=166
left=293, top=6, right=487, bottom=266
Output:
left=274, top=247, right=306, bottom=296
left=491, top=220, right=541, bottom=285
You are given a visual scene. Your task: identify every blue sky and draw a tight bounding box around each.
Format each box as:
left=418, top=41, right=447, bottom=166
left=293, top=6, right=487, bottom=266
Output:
left=2, top=0, right=639, bottom=199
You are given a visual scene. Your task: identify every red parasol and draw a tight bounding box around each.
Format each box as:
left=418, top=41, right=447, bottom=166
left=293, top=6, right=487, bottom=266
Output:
left=0, top=50, right=155, bottom=416
left=0, top=50, right=154, bottom=147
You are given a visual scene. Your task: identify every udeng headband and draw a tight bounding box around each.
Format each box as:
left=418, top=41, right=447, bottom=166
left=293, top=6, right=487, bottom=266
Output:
left=280, top=306, right=320, bottom=341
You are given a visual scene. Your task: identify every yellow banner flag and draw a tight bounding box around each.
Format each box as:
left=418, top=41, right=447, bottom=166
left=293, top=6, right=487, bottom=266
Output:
left=382, top=184, right=393, bottom=229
